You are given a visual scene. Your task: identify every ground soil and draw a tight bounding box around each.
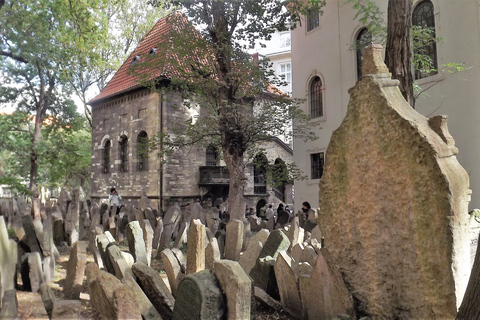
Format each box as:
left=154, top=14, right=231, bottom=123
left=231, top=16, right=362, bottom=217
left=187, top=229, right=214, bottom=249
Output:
left=15, top=243, right=291, bottom=320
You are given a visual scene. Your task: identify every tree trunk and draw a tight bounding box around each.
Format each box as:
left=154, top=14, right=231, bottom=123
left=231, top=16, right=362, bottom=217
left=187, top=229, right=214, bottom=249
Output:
left=223, top=151, right=246, bottom=221
left=29, top=117, right=42, bottom=194
left=385, top=0, right=415, bottom=107
left=457, top=233, right=480, bottom=319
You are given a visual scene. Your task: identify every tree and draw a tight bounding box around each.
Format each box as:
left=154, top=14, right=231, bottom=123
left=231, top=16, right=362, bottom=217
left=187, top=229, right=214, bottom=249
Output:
left=140, top=1, right=322, bottom=220
left=384, top=0, right=414, bottom=106
left=0, top=0, right=105, bottom=193
left=65, top=0, right=168, bottom=127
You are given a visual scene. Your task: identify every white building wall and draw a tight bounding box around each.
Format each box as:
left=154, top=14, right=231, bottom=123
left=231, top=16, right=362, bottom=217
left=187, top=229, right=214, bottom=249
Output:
left=292, top=0, right=480, bottom=211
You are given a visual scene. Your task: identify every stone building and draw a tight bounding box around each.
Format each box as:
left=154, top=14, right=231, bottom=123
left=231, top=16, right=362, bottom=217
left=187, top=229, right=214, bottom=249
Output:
left=292, top=0, right=480, bottom=211
left=88, top=13, right=293, bottom=212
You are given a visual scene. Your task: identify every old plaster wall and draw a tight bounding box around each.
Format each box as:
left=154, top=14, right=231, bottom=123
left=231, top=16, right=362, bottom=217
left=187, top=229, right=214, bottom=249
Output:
left=319, top=45, right=471, bottom=319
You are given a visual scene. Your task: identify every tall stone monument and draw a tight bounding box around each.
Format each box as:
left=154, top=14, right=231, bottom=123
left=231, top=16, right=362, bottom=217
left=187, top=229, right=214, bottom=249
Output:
left=319, top=44, right=471, bottom=319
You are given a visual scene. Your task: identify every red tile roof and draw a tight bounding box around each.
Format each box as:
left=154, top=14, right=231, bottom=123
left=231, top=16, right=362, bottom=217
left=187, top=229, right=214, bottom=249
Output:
left=89, top=11, right=285, bottom=104
left=89, top=12, right=182, bottom=104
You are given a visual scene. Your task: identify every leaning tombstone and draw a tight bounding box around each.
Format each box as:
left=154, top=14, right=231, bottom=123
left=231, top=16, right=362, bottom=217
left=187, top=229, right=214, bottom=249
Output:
left=152, top=217, right=164, bottom=250
left=107, top=245, right=133, bottom=280
left=0, top=289, right=18, bottom=319
left=0, top=216, right=18, bottom=304
left=160, top=249, right=182, bottom=297
left=112, top=286, right=142, bottom=320
left=274, top=251, right=303, bottom=318
left=171, top=248, right=187, bottom=274
left=172, top=270, right=226, bottom=320
left=319, top=44, right=470, bottom=318
left=40, top=283, right=55, bottom=319
left=205, top=238, right=221, bottom=270
left=64, top=241, right=87, bottom=299
left=140, top=219, right=154, bottom=266
left=214, top=260, right=251, bottom=320
left=126, top=221, right=148, bottom=265
left=122, top=275, right=162, bottom=320
left=131, top=263, right=175, bottom=319
left=51, top=300, right=81, bottom=320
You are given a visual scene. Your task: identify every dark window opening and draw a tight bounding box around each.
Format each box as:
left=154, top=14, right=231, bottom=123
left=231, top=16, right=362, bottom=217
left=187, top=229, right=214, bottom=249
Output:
left=137, top=131, right=148, bottom=171
left=206, top=145, right=218, bottom=166
left=103, top=140, right=111, bottom=174
left=307, top=9, right=320, bottom=32
left=356, top=28, right=372, bottom=79
left=311, top=152, right=324, bottom=179
left=130, top=55, right=141, bottom=66
left=254, top=153, right=268, bottom=194
left=412, top=0, right=437, bottom=79
left=149, top=48, right=157, bottom=55
left=310, top=76, right=323, bottom=118
left=119, top=135, right=128, bottom=172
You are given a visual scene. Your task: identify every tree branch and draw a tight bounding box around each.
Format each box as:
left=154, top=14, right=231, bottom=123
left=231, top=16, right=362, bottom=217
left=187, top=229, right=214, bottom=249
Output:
left=0, top=50, right=28, bottom=64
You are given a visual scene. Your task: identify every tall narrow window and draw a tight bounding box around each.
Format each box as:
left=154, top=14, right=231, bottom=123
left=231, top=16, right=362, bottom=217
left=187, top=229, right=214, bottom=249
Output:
left=206, top=145, right=218, bottom=166
left=103, top=140, right=111, bottom=174
left=307, top=9, right=319, bottom=32
left=412, top=0, right=437, bottom=79
left=311, top=152, right=324, bottom=179
left=119, top=135, right=128, bottom=172
left=356, top=28, right=372, bottom=79
left=310, top=76, right=323, bottom=118
left=254, top=153, right=268, bottom=194
left=279, top=63, right=291, bottom=84
left=137, top=131, right=148, bottom=171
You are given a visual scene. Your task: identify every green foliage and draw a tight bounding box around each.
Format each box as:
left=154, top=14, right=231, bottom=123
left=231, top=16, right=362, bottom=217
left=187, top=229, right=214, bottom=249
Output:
left=344, top=0, right=387, bottom=45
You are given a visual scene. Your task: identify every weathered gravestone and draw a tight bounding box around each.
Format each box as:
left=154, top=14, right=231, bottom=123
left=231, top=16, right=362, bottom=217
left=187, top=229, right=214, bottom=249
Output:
left=319, top=44, right=471, bottom=318
left=140, top=220, right=154, bottom=266
left=205, top=238, right=221, bottom=270
left=224, top=219, right=244, bottom=261
left=213, top=260, right=251, bottom=320
left=274, top=251, right=303, bottom=318
left=131, top=262, right=175, bottom=319
left=64, top=241, right=87, bottom=299
left=160, top=248, right=182, bottom=297
left=160, top=203, right=182, bottom=251
left=0, top=289, right=17, bottom=319
left=186, top=219, right=206, bottom=274
left=107, top=245, right=134, bottom=280
left=51, top=300, right=81, bottom=320
left=126, top=221, right=148, bottom=265
left=20, top=252, right=43, bottom=292
left=172, top=270, right=226, bottom=320
left=0, top=216, right=18, bottom=305
left=112, top=285, right=142, bottom=320
left=122, top=275, right=162, bottom=320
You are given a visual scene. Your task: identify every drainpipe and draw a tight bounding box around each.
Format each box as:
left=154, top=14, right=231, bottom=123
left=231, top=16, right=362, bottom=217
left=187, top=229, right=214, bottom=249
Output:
left=159, top=91, right=164, bottom=212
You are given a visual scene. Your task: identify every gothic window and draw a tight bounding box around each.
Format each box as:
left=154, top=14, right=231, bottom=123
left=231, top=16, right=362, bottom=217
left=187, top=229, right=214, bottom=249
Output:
left=356, top=28, right=372, bottom=79
left=310, top=76, right=323, bottom=118
left=254, top=153, right=268, bottom=194
left=206, top=145, right=218, bottom=166
left=137, top=131, right=148, bottom=171
left=103, top=140, right=111, bottom=174
left=311, top=152, right=324, bottom=179
left=307, top=9, right=319, bottom=32
left=412, top=0, right=437, bottom=79
left=119, top=135, right=128, bottom=172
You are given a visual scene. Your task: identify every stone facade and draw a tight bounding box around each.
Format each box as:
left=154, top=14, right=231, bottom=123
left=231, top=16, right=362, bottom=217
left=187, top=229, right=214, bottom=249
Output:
left=89, top=15, right=293, bottom=213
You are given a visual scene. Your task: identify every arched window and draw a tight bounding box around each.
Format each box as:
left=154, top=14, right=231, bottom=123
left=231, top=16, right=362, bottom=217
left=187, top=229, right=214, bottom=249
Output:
left=356, top=28, right=372, bottom=79
left=103, top=140, right=111, bottom=174
left=137, top=131, right=148, bottom=171
left=206, top=145, right=218, bottom=166
left=254, top=154, right=268, bottom=194
left=119, top=135, right=128, bottom=172
left=412, top=0, right=437, bottom=79
left=310, top=76, right=323, bottom=118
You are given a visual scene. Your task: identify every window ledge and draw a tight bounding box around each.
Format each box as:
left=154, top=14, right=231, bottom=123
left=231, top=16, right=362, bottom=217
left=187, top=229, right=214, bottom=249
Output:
left=415, top=72, right=444, bottom=85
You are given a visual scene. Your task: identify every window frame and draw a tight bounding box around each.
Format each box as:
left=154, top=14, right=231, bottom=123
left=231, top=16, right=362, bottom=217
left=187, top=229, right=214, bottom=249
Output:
left=306, top=9, right=320, bottom=32
left=206, top=145, right=218, bottom=166
left=412, top=0, right=438, bottom=79
left=311, top=152, right=325, bottom=180
left=279, top=62, right=292, bottom=84
left=309, top=76, right=323, bottom=119
left=137, top=131, right=148, bottom=172
left=119, top=135, right=129, bottom=172
left=103, top=140, right=111, bottom=174
left=356, top=28, right=372, bottom=80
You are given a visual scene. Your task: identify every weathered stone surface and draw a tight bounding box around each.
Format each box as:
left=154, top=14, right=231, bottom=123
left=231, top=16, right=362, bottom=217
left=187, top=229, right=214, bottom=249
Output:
left=0, top=289, right=17, bottom=319
left=286, top=217, right=304, bottom=251
left=122, top=275, right=162, bottom=320
left=126, top=221, right=148, bottom=265
left=160, top=249, right=182, bottom=297
left=290, top=243, right=304, bottom=263
left=304, top=249, right=355, bottom=320
left=205, top=238, right=221, bottom=270
left=64, top=241, right=87, bottom=299
left=0, top=216, right=17, bottom=304
left=254, top=287, right=282, bottom=312
left=250, top=229, right=270, bottom=247
left=171, top=248, right=187, bottom=274
left=173, top=270, right=226, bottom=320
left=86, top=262, right=124, bottom=320
left=51, top=300, right=81, bottom=320
left=238, top=241, right=263, bottom=275
left=152, top=217, right=164, bottom=250
left=172, top=222, right=188, bottom=249
left=214, top=260, right=251, bottom=320
left=319, top=44, right=470, bottom=318
left=131, top=262, right=175, bottom=319
left=51, top=212, right=65, bottom=246
left=40, top=283, right=55, bottom=319
left=140, top=220, right=154, bottom=266
left=113, top=285, right=142, bottom=320
left=97, top=234, right=114, bottom=274
left=27, top=252, right=43, bottom=292
left=274, top=251, right=303, bottom=317
left=186, top=219, right=206, bottom=274
left=224, top=219, right=244, bottom=261
left=310, top=225, right=322, bottom=242
left=21, top=215, right=42, bottom=254
left=107, top=245, right=133, bottom=280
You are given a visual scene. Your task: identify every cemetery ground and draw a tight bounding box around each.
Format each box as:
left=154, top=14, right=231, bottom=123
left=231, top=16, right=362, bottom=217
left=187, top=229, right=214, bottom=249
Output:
left=14, top=240, right=291, bottom=320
